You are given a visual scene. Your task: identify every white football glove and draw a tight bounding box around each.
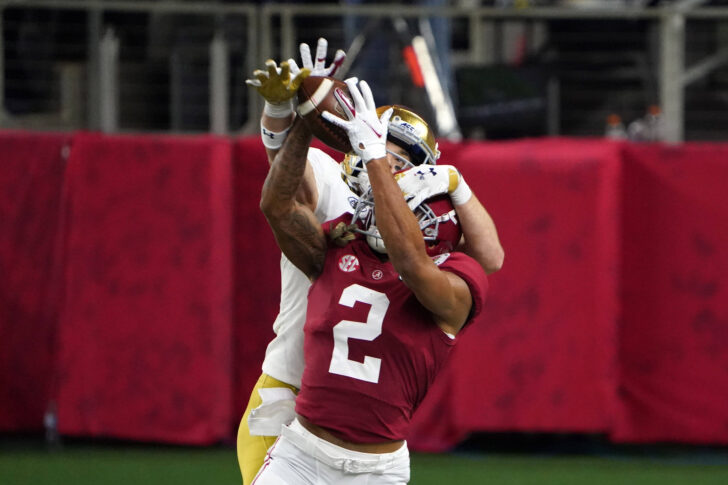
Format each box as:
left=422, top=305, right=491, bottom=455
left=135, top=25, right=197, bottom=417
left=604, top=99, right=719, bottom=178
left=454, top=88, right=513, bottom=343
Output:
left=396, top=164, right=473, bottom=209
left=245, top=59, right=310, bottom=117
left=289, top=37, right=346, bottom=78
left=322, top=78, right=393, bottom=163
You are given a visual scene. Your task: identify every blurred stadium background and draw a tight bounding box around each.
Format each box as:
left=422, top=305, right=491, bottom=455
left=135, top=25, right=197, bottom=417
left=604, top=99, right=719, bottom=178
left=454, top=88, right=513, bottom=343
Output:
left=3, top=0, right=728, bottom=140
left=2, top=1, right=728, bottom=484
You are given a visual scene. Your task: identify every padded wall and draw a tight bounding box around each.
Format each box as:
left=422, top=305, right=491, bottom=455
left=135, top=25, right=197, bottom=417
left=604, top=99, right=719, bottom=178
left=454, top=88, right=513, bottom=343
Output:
left=0, top=132, right=69, bottom=431
left=409, top=139, right=621, bottom=450
left=55, top=133, right=233, bottom=444
left=614, top=143, right=728, bottom=444
left=2, top=131, right=728, bottom=449
left=230, top=137, right=279, bottom=419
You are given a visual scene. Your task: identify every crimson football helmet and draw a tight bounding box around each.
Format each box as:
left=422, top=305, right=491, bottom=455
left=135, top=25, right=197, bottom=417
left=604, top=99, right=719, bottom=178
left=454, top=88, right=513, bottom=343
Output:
left=353, top=191, right=461, bottom=257
left=341, top=105, right=440, bottom=195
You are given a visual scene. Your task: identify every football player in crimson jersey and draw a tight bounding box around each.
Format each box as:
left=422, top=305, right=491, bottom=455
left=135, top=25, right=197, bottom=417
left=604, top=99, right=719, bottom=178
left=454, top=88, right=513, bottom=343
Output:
left=253, top=78, right=490, bottom=485
left=239, top=39, right=503, bottom=485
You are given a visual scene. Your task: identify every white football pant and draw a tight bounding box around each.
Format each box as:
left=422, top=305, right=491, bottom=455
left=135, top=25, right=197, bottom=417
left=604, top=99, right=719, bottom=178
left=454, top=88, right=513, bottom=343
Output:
left=252, top=418, right=410, bottom=485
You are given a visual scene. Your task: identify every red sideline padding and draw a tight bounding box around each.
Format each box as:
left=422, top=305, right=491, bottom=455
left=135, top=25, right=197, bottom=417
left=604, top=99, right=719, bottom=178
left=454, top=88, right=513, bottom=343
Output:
left=0, top=131, right=70, bottom=431
left=3, top=130, right=728, bottom=448
left=55, top=133, right=233, bottom=444
left=614, top=143, right=728, bottom=444
left=230, top=137, right=280, bottom=423
left=409, top=139, right=622, bottom=451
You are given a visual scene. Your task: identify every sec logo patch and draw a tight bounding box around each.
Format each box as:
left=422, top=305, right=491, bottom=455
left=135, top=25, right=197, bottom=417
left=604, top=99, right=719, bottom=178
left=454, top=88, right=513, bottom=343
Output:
left=431, top=253, right=451, bottom=266
left=338, top=254, right=360, bottom=272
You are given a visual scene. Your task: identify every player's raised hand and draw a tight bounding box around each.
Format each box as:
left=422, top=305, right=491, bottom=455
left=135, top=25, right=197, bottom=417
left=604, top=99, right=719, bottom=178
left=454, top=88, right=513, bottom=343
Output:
left=245, top=59, right=310, bottom=110
left=396, top=164, right=473, bottom=210
left=323, top=78, right=393, bottom=163
left=289, top=37, right=346, bottom=78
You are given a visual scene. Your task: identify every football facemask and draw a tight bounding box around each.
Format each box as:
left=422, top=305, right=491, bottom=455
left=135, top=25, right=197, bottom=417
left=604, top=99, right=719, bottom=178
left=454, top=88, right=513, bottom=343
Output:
left=352, top=189, right=461, bottom=257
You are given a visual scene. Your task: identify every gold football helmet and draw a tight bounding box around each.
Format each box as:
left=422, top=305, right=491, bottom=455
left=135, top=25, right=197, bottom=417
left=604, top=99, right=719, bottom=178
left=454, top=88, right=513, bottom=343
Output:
left=378, top=105, right=440, bottom=166
left=341, top=105, right=440, bottom=195
left=341, top=152, right=370, bottom=195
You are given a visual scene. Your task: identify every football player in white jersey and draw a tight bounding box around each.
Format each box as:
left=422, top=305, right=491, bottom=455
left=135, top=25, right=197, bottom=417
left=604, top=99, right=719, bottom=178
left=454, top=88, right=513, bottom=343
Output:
left=238, top=38, right=504, bottom=485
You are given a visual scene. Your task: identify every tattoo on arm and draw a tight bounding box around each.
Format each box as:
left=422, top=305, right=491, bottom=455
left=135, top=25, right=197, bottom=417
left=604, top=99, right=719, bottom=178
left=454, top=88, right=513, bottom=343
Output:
left=268, top=202, right=327, bottom=279
left=261, top=118, right=326, bottom=278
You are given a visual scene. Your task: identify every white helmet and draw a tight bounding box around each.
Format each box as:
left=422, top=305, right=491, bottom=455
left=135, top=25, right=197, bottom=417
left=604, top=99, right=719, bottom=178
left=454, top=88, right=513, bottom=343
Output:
left=352, top=188, right=460, bottom=257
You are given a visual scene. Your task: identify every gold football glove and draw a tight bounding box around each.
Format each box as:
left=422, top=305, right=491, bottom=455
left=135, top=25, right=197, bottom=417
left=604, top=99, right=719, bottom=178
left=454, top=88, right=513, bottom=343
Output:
left=245, top=59, right=311, bottom=105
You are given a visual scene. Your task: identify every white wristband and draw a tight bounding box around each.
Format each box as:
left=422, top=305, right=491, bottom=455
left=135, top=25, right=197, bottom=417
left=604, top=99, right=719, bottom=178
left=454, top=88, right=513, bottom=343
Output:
left=450, top=177, right=473, bottom=206
left=260, top=122, right=291, bottom=150
left=264, top=100, right=294, bottom=118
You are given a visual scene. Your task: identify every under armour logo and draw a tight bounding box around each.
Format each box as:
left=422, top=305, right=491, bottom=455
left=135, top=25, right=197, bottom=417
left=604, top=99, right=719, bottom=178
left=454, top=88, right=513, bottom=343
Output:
left=416, top=167, right=437, bottom=180
left=261, top=127, right=275, bottom=139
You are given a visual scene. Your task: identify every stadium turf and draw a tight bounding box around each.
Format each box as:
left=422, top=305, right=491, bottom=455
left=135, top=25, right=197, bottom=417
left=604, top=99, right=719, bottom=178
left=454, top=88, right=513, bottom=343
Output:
left=1, top=443, right=727, bottom=484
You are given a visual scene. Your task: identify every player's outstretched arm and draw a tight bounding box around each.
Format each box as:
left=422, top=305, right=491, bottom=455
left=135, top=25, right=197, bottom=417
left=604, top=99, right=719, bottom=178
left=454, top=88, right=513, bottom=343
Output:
left=260, top=118, right=327, bottom=280
left=455, top=194, right=504, bottom=274
left=247, top=38, right=346, bottom=164
left=248, top=38, right=347, bottom=213
left=324, top=78, right=473, bottom=335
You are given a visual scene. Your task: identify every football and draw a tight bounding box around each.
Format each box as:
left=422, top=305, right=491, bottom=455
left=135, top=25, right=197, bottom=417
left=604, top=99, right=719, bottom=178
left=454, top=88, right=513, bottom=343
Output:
left=297, top=76, right=353, bottom=153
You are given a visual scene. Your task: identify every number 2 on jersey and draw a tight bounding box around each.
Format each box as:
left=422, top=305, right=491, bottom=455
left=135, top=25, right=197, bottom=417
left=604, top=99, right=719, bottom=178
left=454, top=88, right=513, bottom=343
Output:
left=328, top=284, right=389, bottom=383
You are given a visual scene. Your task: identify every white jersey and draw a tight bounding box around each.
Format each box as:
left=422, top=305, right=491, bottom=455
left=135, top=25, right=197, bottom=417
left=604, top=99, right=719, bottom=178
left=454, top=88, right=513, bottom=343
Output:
left=261, top=148, right=356, bottom=388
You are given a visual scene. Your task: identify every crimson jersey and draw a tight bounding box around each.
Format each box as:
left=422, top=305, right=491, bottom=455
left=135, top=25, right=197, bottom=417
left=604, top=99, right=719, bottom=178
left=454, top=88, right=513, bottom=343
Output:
left=295, top=216, right=488, bottom=443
